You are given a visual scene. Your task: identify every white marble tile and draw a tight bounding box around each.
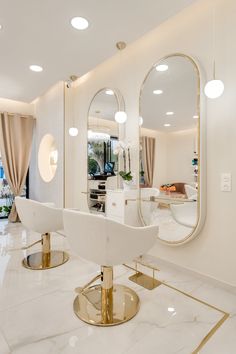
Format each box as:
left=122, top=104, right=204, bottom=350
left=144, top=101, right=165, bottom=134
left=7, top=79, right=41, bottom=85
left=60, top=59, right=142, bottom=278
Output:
left=0, top=221, right=235, bottom=354
left=0, top=330, right=10, bottom=354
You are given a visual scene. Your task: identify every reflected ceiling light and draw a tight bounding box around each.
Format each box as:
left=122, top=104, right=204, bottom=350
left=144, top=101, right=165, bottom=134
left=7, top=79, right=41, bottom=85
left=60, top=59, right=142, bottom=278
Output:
left=139, top=116, right=143, bottom=126
left=156, top=64, right=168, bottom=72
left=153, top=89, right=163, bottom=95
left=29, top=65, right=43, bottom=72
left=204, top=79, right=224, bottom=99
left=168, top=307, right=175, bottom=313
left=166, top=111, right=174, bottom=116
left=71, top=17, right=89, bottom=30
left=88, top=130, right=110, bottom=141
left=105, top=89, right=114, bottom=95
left=69, top=127, right=78, bottom=137
left=0, top=25, right=2, bottom=30
left=164, top=123, right=171, bottom=127
left=115, top=111, right=127, bottom=124
left=193, top=115, right=199, bottom=119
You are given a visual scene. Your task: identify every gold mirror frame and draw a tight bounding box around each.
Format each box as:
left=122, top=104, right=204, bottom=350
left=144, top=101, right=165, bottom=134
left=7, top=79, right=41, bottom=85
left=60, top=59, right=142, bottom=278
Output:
left=86, top=87, right=125, bottom=212
left=139, top=53, right=205, bottom=246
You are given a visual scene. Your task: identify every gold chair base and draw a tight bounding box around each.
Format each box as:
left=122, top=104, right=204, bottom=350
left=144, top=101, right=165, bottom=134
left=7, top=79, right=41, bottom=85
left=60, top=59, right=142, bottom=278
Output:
left=73, top=284, right=140, bottom=326
left=22, top=251, right=69, bottom=270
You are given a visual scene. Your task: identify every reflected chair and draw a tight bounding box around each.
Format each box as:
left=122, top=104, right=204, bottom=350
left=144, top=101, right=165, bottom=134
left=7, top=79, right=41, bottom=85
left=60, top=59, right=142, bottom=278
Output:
left=15, top=197, right=69, bottom=270
left=63, top=210, right=158, bottom=326
left=170, top=201, right=197, bottom=228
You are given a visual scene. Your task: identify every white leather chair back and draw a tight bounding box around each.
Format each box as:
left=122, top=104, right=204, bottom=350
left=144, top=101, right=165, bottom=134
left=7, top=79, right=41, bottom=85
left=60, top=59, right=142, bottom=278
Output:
left=63, top=210, right=158, bottom=266
left=15, top=197, right=63, bottom=234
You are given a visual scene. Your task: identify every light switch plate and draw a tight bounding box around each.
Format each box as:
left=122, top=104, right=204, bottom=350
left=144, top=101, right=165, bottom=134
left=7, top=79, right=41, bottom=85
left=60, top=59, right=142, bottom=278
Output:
left=221, top=173, right=232, bottom=192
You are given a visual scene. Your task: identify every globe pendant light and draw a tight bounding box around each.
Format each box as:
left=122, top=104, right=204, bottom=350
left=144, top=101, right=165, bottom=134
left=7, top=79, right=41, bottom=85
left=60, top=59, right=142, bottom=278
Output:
left=114, top=42, right=127, bottom=124
left=67, top=75, right=79, bottom=136
left=204, top=8, right=224, bottom=99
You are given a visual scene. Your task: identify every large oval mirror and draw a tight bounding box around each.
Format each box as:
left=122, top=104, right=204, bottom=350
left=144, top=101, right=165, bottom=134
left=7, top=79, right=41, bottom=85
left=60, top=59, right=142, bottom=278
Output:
left=87, top=88, right=124, bottom=214
left=139, top=54, right=204, bottom=244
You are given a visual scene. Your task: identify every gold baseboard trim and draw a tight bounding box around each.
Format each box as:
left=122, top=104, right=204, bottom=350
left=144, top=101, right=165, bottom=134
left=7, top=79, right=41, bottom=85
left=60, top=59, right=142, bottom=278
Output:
left=123, top=263, right=229, bottom=353
left=162, top=282, right=229, bottom=354
left=129, top=272, right=162, bottom=290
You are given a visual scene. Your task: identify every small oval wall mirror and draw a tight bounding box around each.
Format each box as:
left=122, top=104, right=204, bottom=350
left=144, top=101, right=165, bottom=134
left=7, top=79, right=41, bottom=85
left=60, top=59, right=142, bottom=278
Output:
left=139, top=54, right=204, bottom=245
left=87, top=88, right=124, bottom=214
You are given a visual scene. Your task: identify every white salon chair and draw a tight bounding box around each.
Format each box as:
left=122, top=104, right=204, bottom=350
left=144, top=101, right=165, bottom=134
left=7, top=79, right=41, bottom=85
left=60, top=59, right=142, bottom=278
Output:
left=170, top=201, right=197, bottom=228
left=140, top=188, right=160, bottom=225
left=185, top=184, right=198, bottom=200
left=15, top=197, right=69, bottom=270
left=63, top=210, right=158, bottom=326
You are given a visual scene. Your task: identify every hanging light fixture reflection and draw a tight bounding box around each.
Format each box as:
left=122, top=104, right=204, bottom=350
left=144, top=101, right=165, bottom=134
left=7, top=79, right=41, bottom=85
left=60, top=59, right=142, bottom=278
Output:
left=114, top=41, right=127, bottom=124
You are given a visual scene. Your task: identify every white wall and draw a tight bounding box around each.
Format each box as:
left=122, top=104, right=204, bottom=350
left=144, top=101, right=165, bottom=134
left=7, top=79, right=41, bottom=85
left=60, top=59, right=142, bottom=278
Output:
left=30, top=82, right=64, bottom=207
left=65, top=0, right=236, bottom=287
left=0, top=97, right=33, bottom=115
left=165, top=129, right=196, bottom=185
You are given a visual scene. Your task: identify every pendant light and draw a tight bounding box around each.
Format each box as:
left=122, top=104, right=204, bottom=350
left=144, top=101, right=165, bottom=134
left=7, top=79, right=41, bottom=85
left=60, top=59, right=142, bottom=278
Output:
left=204, top=7, right=224, bottom=99
left=67, top=75, right=79, bottom=136
left=114, top=42, right=127, bottom=124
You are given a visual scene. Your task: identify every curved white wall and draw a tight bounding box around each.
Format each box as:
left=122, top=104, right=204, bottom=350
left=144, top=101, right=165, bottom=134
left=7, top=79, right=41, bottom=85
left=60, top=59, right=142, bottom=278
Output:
left=30, top=82, right=64, bottom=207
left=66, top=0, right=236, bottom=287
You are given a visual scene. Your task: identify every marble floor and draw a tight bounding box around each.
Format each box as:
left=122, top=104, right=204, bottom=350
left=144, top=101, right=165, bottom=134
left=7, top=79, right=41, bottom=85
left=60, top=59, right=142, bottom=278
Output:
left=0, top=221, right=235, bottom=354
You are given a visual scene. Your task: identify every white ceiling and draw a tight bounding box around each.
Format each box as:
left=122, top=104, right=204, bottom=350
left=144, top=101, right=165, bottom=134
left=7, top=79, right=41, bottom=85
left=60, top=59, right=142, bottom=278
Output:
left=140, top=55, right=199, bottom=132
left=0, top=0, right=197, bottom=103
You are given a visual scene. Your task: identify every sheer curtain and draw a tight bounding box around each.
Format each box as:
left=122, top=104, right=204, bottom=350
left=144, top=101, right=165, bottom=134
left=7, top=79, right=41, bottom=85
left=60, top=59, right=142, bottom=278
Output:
left=0, top=112, right=34, bottom=222
left=141, top=136, right=156, bottom=187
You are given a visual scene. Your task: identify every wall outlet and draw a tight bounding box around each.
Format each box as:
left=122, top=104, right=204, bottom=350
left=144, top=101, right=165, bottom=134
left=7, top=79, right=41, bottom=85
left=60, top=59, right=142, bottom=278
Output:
left=221, top=173, right=232, bottom=192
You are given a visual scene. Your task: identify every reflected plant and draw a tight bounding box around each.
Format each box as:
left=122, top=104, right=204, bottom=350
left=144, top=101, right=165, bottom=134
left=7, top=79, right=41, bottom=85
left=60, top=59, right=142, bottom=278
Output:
left=114, top=141, right=133, bottom=181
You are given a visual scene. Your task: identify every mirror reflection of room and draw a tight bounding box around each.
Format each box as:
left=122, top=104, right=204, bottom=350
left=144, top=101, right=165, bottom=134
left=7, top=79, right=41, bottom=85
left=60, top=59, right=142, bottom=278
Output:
left=140, top=55, right=199, bottom=243
left=87, top=89, right=119, bottom=214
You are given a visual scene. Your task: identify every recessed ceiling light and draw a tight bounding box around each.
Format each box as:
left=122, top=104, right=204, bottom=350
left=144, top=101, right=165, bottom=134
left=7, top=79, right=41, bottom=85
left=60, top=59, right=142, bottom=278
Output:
left=71, top=17, right=89, bottom=30
left=193, top=115, right=199, bottom=119
left=0, top=25, right=3, bottom=30
left=153, top=89, right=163, bottom=95
left=105, top=89, right=114, bottom=95
left=166, top=111, right=174, bottom=116
left=156, top=64, right=168, bottom=72
left=29, top=65, right=43, bottom=72
left=164, top=123, right=171, bottom=127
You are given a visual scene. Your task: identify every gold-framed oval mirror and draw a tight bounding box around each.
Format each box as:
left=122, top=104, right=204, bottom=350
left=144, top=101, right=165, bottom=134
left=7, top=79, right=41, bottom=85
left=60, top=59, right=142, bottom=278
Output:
left=139, top=54, right=205, bottom=245
left=87, top=88, right=125, bottom=214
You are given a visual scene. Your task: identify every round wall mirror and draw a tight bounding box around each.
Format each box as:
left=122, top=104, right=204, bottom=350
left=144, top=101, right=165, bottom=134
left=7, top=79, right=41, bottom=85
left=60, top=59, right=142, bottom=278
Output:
left=38, top=134, right=58, bottom=183
left=139, top=54, right=204, bottom=245
left=87, top=88, right=125, bottom=214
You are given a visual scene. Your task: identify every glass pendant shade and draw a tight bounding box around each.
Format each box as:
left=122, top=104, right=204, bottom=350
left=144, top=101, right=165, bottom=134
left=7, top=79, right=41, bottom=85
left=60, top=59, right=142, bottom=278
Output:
left=204, top=79, right=224, bottom=99
left=69, top=127, right=78, bottom=136
left=115, top=111, right=127, bottom=124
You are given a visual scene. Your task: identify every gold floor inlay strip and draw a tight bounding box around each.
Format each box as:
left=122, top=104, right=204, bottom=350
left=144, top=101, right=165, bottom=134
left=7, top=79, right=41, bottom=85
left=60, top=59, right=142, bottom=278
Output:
left=124, top=264, right=230, bottom=354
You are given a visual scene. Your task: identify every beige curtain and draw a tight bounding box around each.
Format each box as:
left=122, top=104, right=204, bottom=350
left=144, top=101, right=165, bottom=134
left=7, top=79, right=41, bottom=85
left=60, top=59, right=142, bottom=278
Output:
left=0, top=112, right=34, bottom=222
left=141, top=136, right=156, bottom=187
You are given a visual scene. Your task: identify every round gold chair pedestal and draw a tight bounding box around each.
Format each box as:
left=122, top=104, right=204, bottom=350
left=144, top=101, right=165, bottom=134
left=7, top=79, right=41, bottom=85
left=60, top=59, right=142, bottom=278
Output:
left=73, top=284, right=140, bottom=326
left=22, top=251, right=69, bottom=270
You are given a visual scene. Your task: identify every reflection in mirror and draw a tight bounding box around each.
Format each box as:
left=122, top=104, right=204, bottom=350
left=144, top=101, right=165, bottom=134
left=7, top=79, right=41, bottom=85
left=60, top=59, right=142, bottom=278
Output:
left=87, top=89, right=120, bottom=214
left=139, top=55, right=200, bottom=244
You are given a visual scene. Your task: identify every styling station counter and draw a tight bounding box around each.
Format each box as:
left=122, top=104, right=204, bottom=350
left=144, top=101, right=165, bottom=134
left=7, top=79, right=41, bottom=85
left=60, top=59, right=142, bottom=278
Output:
left=106, top=189, right=140, bottom=226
